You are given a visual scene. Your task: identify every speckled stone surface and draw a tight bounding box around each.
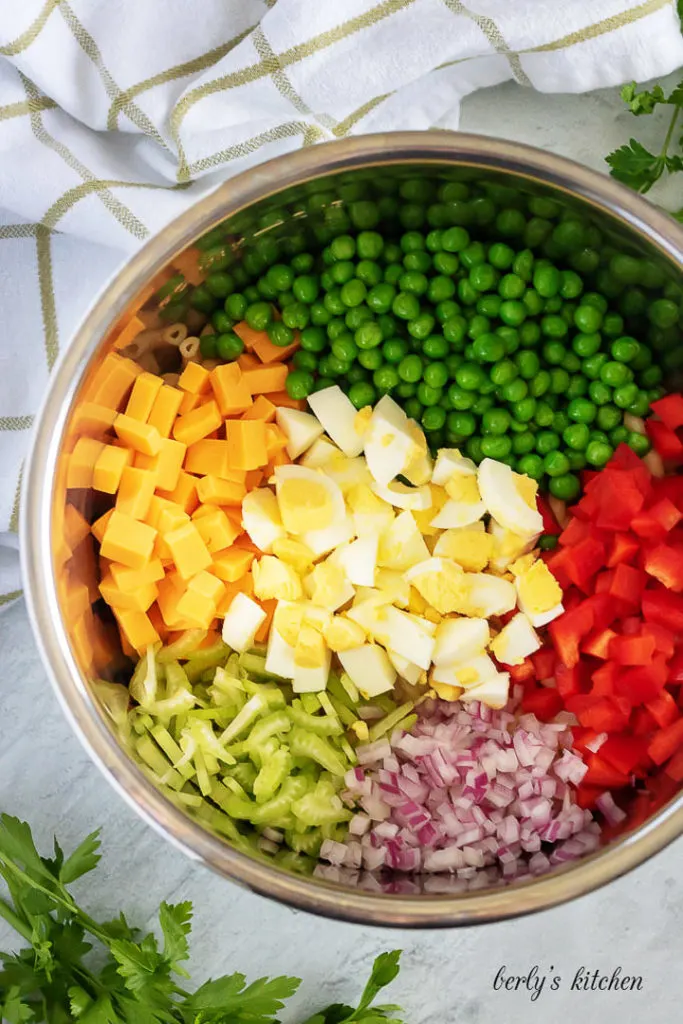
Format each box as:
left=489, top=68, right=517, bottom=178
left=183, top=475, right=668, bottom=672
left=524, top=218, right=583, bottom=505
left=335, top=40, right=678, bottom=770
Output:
left=2, top=78, right=683, bottom=1022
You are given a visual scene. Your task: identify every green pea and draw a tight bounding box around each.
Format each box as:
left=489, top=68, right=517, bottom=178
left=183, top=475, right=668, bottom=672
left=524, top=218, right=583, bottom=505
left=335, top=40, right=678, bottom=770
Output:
left=498, top=273, right=526, bottom=300
left=216, top=332, right=244, bottom=361
left=456, top=362, right=487, bottom=392
left=627, top=431, right=651, bottom=456
left=536, top=431, right=560, bottom=456
left=563, top=422, right=590, bottom=450
left=355, top=322, right=383, bottom=350
left=503, top=378, right=528, bottom=402
left=549, top=473, right=580, bottom=501
left=199, top=333, right=218, bottom=359
left=523, top=290, right=544, bottom=317
left=404, top=397, right=424, bottom=421
left=465, top=436, right=485, bottom=462
left=409, top=313, right=436, bottom=340
left=519, top=322, right=541, bottom=348
left=373, top=366, right=400, bottom=394
left=355, top=260, right=382, bottom=287
left=212, top=310, right=234, bottom=334
left=526, top=370, right=549, bottom=399
left=583, top=291, right=609, bottom=313
left=477, top=294, right=502, bottom=319
left=382, top=338, right=408, bottom=364
left=534, top=401, right=555, bottom=428
left=324, top=290, right=346, bottom=316
left=442, top=316, right=467, bottom=347
left=640, top=364, right=663, bottom=387
left=572, top=332, right=602, bottom=358
left=433, top=251, right=460, bottom=275
left=358, top=349, right=383, bottom=371
left=460, top=242, right=487, bottom=270
left=469, top=263, right=498, bottom=292
left=286, top=369, right=315, bottom=400
left=351, top=200, right=380, bottom=229
left=611, top=337, right=641, bottom=364
left=542, top=341, right=566, bottom=366
left=600, top=360, right=633, bottom=388
left=423, top=362, right=448, bottom=389
left=267, top=321, right=296, bottom=348
left=516, top=350, right=540, bottom=379
left=482, top=408, right=511, bottom=435
left=487, top=242, right=514, bottom=269
left=423, top=335, right=449, bottom=359
left=365, top=283, right=395, bottom=314
left=627, top=390, right=651, bottom=418
left=417, top=382, right=443, bottom=406
left=585, top=439, right=613, bottom=467
left=513, top=249, right=535, bottom=282
left=542, top=315, right=568, bottom=339
left=649, top=298, right=679, bottom=328
left=327, top=318, right=347, bottom=341
left=560, top=270, right=583, bottom=299
left=517, top=453, right=545, bottom=480
left=512, top=397, right=537, bottom=422
left=447, top=385, right=475, bottom=410
left=447, top=410, right=477, bottom=436
left=602, top=313, right=624, bottom=339
left=566, top=450, right=587, bottom=471
left=481, top=435, right=512, bottom=459
left=441, top=226, right=470, bottom=253
left=496, top=208, right=527, bottom=237
left=422, top=406, right=447, bottom=432
left=224, top=292, right=248, bottom=320
left=613, top=383, right=639, bottom=409
left=347, top=380, right=377, bottom=410
left=512, top=431, right=536, bottom=455
left=582, top=353, right=608, bottom=380
left=391, top=292, right=419, bottom=320
left=588, top=380, right=612, bottom=406
left=397, top=354, right=423, bottom=383
left=300, top=326, right=327, bottom=352
left=384, top=264, right=403, bottom=286
left=330, top=235, right=356, bottom=261
left=562, top=353, right=582, bottom=375
left=533, top=264, right=561, bottom=298
left=574, top=304, right=603, bottom=333
left=499, top=300, right=527, bottom=327
left=550, top=368, right=570, bottom=394
left=490, top=359, right=518, bottom=387
left=543, top=450, right=570, bottom=477
left=566, top=375, right=588, bottom=400
left=539, top=535, right=559, bottom=551
left=310, top=301, right=331, bottom=326
left=356, top=231, right=383, bottom=260
left=340, top=279, right=367, bottom=308
left=567, top=397, right=597, bottom=424
left=472, top=333, right=505, bottom=363
left=331, top=336, right=358, bottom=363
left=609, top=425, right=629, bottom=446
left=596, top=404, right=622, bottom=431
left=245, top=301, right=273, bottom=331
left=293, top=350, right=318, bottom=373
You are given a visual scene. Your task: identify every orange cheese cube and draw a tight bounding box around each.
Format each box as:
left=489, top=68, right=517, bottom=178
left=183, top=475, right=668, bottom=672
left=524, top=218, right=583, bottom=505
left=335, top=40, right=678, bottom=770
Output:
left=85, top=352, right=142, bottom=409
left=269, top=392, right=307, bottom=411
left=99, top=571, right=158, bottom=612
left=100, top=510, right=157, bottom=569
left=242, top=364, right=288, bottom=395
left=265, top=424, right=288, bottom=457
left=67, top=437, right=106, bottom=489
left=255, top=598, right=276, bottom=643
left=154, top=503, right=191, bottom=561
left=135, top=438, right=186, bottom=491
left=164, top=522, right=212, bottom=580
left=178, top=390, right=202, bottom=416
left=193, top=508, right=241, bottom=553
left=114, top=608, right=160, bottom=653
left=91, top=508, right=114, bottom=544
left=110, top=558, right=165, bottom=591
left=268, top=449, right=289, bottom=468
left=245, top=469, right=264, bottom=489
left=216, top=573, right=254, bottom=616
left=69, top=535, right=100, bottom=603
left=147, top=603, right=168, bottom=644
left=238, top=353, right=260, bottom=371
left=211, top=547, right=254, bottom=582
left=125, top=371, right=163, bottom=422
left=145, top=495, right=186, bottom=530
left=178, top=361, right=211, bottom=395
left=72, top=402, right=117, bottom=439
left=93, top=444, right=133, bottom=493
left=184, top=439, right=232, bottom=478
left=195, top=474, right=246, bottom=506
left=114, top=414, right=162, bottom=456
left=63, top=503, right=91, bottom=551
left=147, top=385, right=183, bottom=438
left=156, top=576, right=187, bottom=628
left=232, top=322, right=263, bottom=351
left=224, top=508, right=244, bottom=535
left=210, top=362, right=253, bottom=417
left=157, top=470, right=199, bottom=515
left=225, top=419, right=268, bottom=470
left=71, top=612, right=95, bottom=670
left=172, top=399, right=222, bottom=447
left=241, top=395, right=276, bottom=422
left=252, top=335, right=299, bottom=365
left=111, top=314, right=145, bottom=351
left=65, top=578, right=92, bottom=621
left=115, top=467, right=156, bottom=519
left=176, top=571, right=226, bottom=628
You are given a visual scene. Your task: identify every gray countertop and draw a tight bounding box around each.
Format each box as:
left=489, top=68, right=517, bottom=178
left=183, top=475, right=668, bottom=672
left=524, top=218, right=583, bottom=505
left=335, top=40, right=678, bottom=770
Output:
left=2, top=78, right=683, bottom=1023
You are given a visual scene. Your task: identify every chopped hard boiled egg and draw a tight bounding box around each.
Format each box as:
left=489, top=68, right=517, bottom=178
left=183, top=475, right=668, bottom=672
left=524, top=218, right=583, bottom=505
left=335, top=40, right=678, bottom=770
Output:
left=430, top=496, right=486, bottom=529
left=346, top=483, right=394, bottom=536
left=294, top=624, right=327, bottom=669
left=323, top=616, right=366, bottom=651
left=221, top=593, right=266, bottom=653
left=307, top=385, right=364, bottom=457
left=433, top=525, right=493, bottom=572
left=265, top=620, right=297, bottom=679
left=305, top=560, right=355, bottom=611
left=404, top=557, right=467, bottom=615
left=489, top=612, right=540, bottom=666
left=337, top=643, right=396, bottom=697
left=271, top=536, right=316, bottom=574
left=487, top=518, right=537, bottom=573
left=274, top=464, right=345, bottom=535
left=242, top=489, right=285, bottom=553
left=459, top=672, right=511, bottom=709
left=387, top=648, right=424, bottom=686
left=432, top=617, right=490, bottom=666
left=515, top=559, right=564, bottom=627
left=300, top=436, right=339, bottom=467
left=321, top=455, right=372, bottom=492
left=275, top=407, right=323, bottom=459
left=432, top=652, right=498, bottom=689
left=431, top=449, right=477, bottom=486
left=252, top=556, right=302, bottom=601
left=332, top=533, right=378, bottom=587
left=378, top=510, right=430, bottom=570
left=460, top=572, right=517, bottom=618
left=364, top=395, right=426, bottom=486
left=371, top=479, right=432, bottom=511
left=478, top=458, right=543, bottom=537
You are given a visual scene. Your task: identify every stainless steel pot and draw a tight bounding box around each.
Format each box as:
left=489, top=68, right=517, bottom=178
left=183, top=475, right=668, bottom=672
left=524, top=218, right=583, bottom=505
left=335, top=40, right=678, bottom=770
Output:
left=21, top=132, right=683, bottom=927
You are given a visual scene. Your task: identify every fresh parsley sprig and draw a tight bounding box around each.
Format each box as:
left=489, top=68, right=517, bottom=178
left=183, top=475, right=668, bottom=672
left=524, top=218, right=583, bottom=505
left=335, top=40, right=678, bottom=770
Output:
left=606, top=78, right=683, bottom=199
left=0, top=815, right=404, bottom=1024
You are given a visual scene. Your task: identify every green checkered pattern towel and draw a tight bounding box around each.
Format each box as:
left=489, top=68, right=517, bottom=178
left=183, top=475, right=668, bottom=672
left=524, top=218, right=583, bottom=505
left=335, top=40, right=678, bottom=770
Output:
left=1, top=0, right=682, bottom=609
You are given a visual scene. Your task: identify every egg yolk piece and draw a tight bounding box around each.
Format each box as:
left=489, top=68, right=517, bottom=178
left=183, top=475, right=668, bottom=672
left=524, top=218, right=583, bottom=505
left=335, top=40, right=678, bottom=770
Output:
left=407, top=558, right=468, bottom=615
left=277, top=477, right=336, bottom=534
left=516, top=559, right=562, bottom=613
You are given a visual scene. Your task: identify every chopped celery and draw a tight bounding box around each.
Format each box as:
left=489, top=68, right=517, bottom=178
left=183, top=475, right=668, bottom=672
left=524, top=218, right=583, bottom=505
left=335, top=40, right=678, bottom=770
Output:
left=285, top=828, right=323, bottom=857
left=208, top=782, right=255, bottom=822
left=291, top=782, right=352, bottom=827
left=225, top=762, right=258, bottom=793
left=300, top=693, right=321, bottom=715
left=208, top=666, right=246, bottom=708
left=194, top=799, right=244, bottom=843
left=339, top=737, right=357, bottom=764
left=318, top=692, right=336, bottom=718
left=274, top=848, right=315, bottom=874
left=168, top=788, right=202, bottom=809
left=129, top=647, right=158, bottom=709
left=253, top=747, right=292, bottom=803
left=374, top=694, right=398, bottom=714
left=238, top=651, right=272, bottom=681
left=251, top=776, right=311, bottom=829
left=92, top=679, right=130, bottom=732
left=135, top=734, right=185, bottom=791
left=393, top=712, right=417, bottom=735
left=327, top=674, right=356, bottom=711
left=249, top=736, right=280, bottom=769
left=219, top=694, right=269, bottom=744
left=183, top=641, right=229, bottom=682
left=326, top=695, right=357, bottom=727
left=338, top=671, right=360, bottom=704
left=150, top=725, right=195, bottom=781
left=193, top=748, right=213, bottom=797
left=289, top=729, right=347, bottom=777
left=245, top=710, right=291, bottom=751
left=286, top=706, right=343, bottom=737
left=368, top=701, right=415, bottom=743
left=157, top=629, right=207, bottom=662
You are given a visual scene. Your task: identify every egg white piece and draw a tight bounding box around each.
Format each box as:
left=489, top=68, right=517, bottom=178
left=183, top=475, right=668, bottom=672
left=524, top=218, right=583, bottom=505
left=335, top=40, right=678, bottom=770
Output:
left=487, top=517, right=537, bottom=573
left=371, top=479, right=432, bottom=511
left=372, top=606, right=436, bottom=670
left=432, top=617, right=490, bottom=666
left=515, top=588, right=564, bottom=628
left=302, top=515, right=355, bottom=558
left=334, top=533, right=378, bottom=587
left=432, top=653, right=499, bottom=689
left=489, top=612, right=540, bottom=666
left=403, top=450, right=433, bottom=486
left=274, top=464, right=346, bottom=530
left=378, top=510, right=430, bottom=570
left=374, top=568, right=410, bottom=607
left=459, top=672, right=511, bottom=710
left=463, top=573, right=517, bottom=617
left=337, top=643, right=396, bottom=697
left=429, top=497, right=486, bottom=529
left=387, top=649, right=423, bottom=686
left=241, top=489, right=285, bottom=553
left=264, top=622, right=297, bottom=679
left=221, top=593, right=267, bottom=653
left=431, top=449, right=477, bottom=487
left=300, top=436, right=340, bottom=468
left=307, top=386, right=365, bottom=457
left=363, top=395, right=423, bottom=487
left=275, top=407, right=324, bottom=460
left=292, top=647, right=332, bottom=693
left=478, top=458, right=543, bottom=537
left=322, top=455, right=372, bottom=492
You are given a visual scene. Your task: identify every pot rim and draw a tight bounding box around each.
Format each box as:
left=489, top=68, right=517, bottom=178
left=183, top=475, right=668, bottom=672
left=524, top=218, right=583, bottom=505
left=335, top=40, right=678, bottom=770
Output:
left=21, top=130, right=683, bottom=927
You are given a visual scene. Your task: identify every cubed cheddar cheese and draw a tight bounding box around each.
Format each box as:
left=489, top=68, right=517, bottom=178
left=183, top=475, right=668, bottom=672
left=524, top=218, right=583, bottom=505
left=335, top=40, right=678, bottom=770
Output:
left=93, top=444, right=133, bottom=493
left=237, top=353, right=261, bottom=371
left=147, top=603, right=168, bottom=643
left=99, top=571, right=158, bottom=612
left=195, top=474, right=246, bottom=506
left=65, top=578, right=92, bottom=621
left=125, top=371, right=163, bottom=422
left=69, top=535, right=100, bottom=602
left=252, top=334, right=299, bottom=365
left=211, top=547, right=254, bottom=582
left=210, top=362, right=253, bottom=417
left=154, top=502, right=191, bottom=561
left=184, top=439, right=232, bottom=478
left=241, top=395, right=277, bottom=422
left=157, top=470, right=199, bottom=514
left=114, top=413, right=162, bottom=456
left=100, top=510, right=157, bottom=569
left=111, top=314, right=145, bottom=351
left=67, top=437, right=106, bottom=489
left=71, top=611, right=95, bottom=670
left=72, top=402, right=117, bottom=438
left=172, top=399, right=222, bottom=447
left=176, top=570, right=226, bottom=627
left=110, top=558, right=165, bottom=591
left=156, top=575, right=187, bottom=628
left=225, top=419, right=268, bottom=470
left=85, top=353, right=142, bottom=409
left=115, top=467, right=156, bottom=519
left=135, top=438, right=186, bottom=491
left=178, top=390, right=203, bottom=416
left=265, top=391, right=306, bottom=410
left=114, top=608, right=160, bottom=653
left=242, top=364, right=288, bottom=395
left=164, top=521, right=212, bottom=580
left=245, top=469, right=264, bottom=489
left=91, top=508, right=114, bottom=544
left=265, top=424, right=288, bottom=457
left=193, top=508, right=241, bottom=553
left=147, top=385, right=183, bottom=438
left=63, top=503, right=91, bottom=551
left=216, top=573, right=254, bottom=616
left=178, top=361, right=211, bottom=395
left=145, top=495, right=187, bottom=530
left=255, top=598, right=276, bottom=643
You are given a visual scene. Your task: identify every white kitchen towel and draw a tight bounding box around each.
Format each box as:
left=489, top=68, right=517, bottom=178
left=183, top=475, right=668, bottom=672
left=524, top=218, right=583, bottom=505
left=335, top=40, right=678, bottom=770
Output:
left=1, top=0, right=683, bottom=607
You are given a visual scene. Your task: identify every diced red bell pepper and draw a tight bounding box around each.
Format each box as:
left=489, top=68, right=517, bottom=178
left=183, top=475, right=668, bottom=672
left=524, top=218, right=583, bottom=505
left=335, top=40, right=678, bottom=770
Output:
left=508, top=661, right=535, bottom=683
left=599, top=734, right=651, bottom=775
left=646, top=689, right=680, bottom=728
left=643, top=543, right=683, bottom=592
left=591, top=661, right=619, bottom=696
left=620, top=616, right=642, bottom=635
left=564, top=536, right=607, bottom=593
left=641, top=622, right=675, bottom=659
left=668, top=647, right=683, bottom=684
left=650, top=393, right=683, bottom=431
left=537, top=495, right=562, bottom=536
left=576, top=696, right=630, bottom=732
left=646, top=419, right=683, bottom=461
left=571, top=727, right=606, bottom=756
left=631, top=705, right=658, bottom=737
left=575, top=785, right=606, bottom=810
left=549, top=603, right=594, bottom=669
left=521, top=687, right=563, bottom=721
left=642, top=589, right=683, bottom=632
left=607, top=532, right=639, bottom=568
left=632, top=499, right=682, bottom=542
left=555, top=661, right=584, bottom=698
left=608, top=563, right=646, bottom=608
left=581, top=469, right=601, bottom=488
left=594, top=570, right=614, bottom=595
left=558, top=517, right=593, bottom=548
left=648, top=497, right=682, bottom=532
left=531, top=647, right=556, bottom=680
left=648, top=717, right=683, bottom=764
left=591, top=470, right=646, bottom=531
left=583, top=752, right=630, bottom=789
left=664, top=745, right=683, bottom=781
left=610, top=442, right=647, bottom=474
left=616, top=658, right=667, bottom=704
left=544, top=546, right=572, bottom=590
left=609, top=633, right=656, bottom=666
left=582, top=628, right=617, bottom=660
left=563, top=587, right=583, bottom=612
left=651, top=475, right=683, bottom=511
left=583, top=592, right=617, bottom=632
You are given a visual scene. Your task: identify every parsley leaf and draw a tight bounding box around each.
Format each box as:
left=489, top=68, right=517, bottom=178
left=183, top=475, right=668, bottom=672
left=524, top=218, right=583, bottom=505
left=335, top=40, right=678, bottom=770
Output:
left=158, top=901, right=192, bottom=971
left=606, top=78, right=683, bottom=194
left=59, top=830, right=101, bottom=885
left=184, top=972, right=300, bottom=1021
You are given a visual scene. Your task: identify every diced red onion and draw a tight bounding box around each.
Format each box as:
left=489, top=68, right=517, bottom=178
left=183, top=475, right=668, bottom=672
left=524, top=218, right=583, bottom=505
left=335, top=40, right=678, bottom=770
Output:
left=596, top=792, right=627, bottom=826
